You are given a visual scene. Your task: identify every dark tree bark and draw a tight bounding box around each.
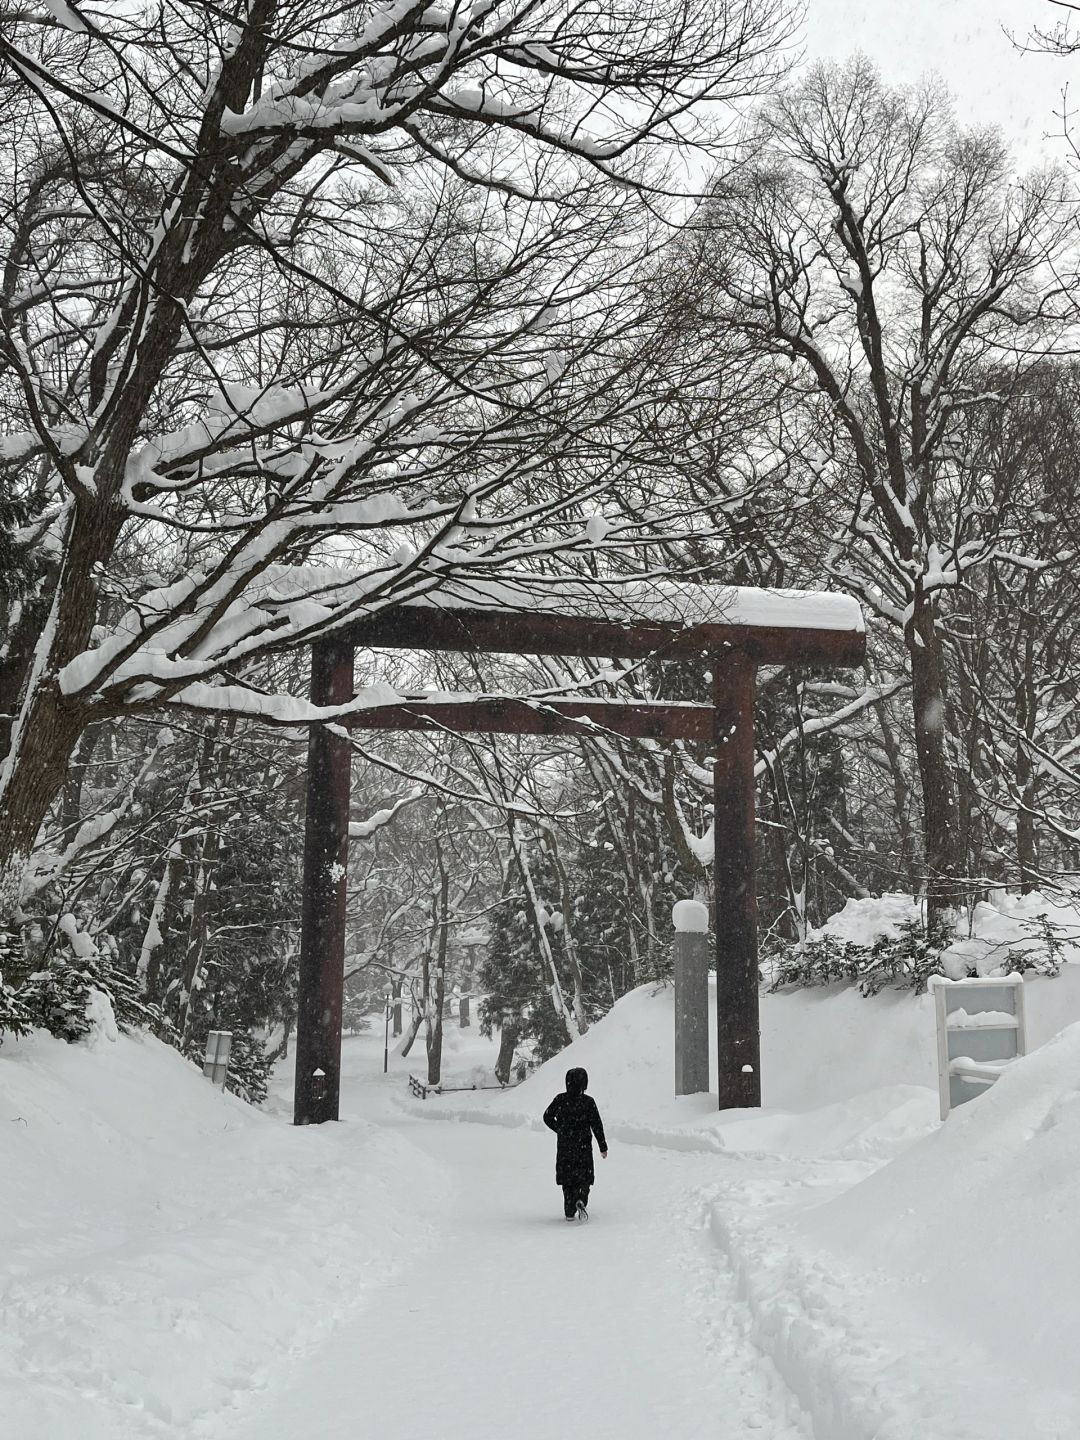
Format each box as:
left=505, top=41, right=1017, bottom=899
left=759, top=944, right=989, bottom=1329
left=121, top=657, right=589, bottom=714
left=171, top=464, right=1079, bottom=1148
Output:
left=908, top=596, right=963, bottom=922
left=495, top=1022, right=520, bottom=1085
left=426, top=861, right=450, bottom=1088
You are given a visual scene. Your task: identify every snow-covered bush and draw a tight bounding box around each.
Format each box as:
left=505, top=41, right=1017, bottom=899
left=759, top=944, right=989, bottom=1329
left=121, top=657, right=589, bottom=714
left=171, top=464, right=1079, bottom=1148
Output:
left=767, top=900, right=1076, bottom=997
left=0, top=970, right=32, bottom=1043
left=0, top=913, right=173, bottom=1046
left=766, top=920, right=954, bottom=997
left=183, top=1019, right=274, bottom=1107
left=1001, top=916, right=1067, bottom=978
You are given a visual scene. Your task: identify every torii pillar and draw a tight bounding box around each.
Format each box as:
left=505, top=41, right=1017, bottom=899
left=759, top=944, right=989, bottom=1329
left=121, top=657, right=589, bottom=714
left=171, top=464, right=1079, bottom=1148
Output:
left=713, top=655, right=759, bottom=1107
left=293, top=638, right=353, bottom=1125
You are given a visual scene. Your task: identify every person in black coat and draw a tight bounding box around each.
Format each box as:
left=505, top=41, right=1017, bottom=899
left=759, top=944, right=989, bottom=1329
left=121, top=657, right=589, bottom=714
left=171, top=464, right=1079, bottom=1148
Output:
left=542, top=1066, right=608, bottom=1221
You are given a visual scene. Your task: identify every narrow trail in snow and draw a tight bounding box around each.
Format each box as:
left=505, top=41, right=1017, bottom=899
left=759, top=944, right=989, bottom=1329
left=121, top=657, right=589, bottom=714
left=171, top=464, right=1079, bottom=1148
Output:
left=214, top=1113, right=811, bottom=1440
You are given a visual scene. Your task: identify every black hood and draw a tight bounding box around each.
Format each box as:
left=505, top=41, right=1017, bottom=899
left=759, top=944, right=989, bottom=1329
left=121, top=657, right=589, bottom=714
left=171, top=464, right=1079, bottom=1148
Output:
left=565, top=1067, right=588, bottom=1095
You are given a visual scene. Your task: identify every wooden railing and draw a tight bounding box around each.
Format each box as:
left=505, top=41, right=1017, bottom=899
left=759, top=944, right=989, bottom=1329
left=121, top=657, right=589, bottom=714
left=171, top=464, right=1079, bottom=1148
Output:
left=408, top=1074, right=521, bottom=1100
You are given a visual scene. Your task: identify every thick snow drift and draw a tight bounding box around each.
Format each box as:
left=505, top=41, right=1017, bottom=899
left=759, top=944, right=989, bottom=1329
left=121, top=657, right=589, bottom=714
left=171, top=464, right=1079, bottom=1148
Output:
left=427, top=955, right=1080, bottom=1163
left=803, top=1021, right=1080, bottom=1408
left=0, top=1019, right=444, bottom=1440
left=699, top=1004, right=1080, bottom=1439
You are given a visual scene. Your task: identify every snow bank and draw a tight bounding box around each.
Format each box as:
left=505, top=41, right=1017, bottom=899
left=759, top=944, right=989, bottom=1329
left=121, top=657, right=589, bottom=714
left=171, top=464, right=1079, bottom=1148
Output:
left=0, top=1027, right=445, bottom=1439
left=418, top=981, right=943, bottom=1160
left=708, top=1022, right=1080, bottom=1440
left=807, top=1021, right=1080, bottom=1404
left=807, top=890, right=924, bottom=944
left=418, top=935, right=1080, bottom=1165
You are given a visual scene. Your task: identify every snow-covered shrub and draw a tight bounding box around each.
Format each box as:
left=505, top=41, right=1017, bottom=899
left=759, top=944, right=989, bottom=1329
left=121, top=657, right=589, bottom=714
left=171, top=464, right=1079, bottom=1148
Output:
left=14, top=955, right=169, bottom=1043
left=0, top=921, right=32, bottom=1042
left=342, top=990, right=374, bottom=1036
left=0, top=969, right=32, bottom=1042
left=766, top=920, right=954, bottom=997
left=183, top=1017, right=273, bottom=1106
left=0, top=912, right=172, bottom=1046
left=18, top=961, right=97, bottom=1042
left=219, top=1029, right=274, bottom=1106
left=1001, top=916, right=1067, bottom=978
left=768, top=894, right=1079, bottom=997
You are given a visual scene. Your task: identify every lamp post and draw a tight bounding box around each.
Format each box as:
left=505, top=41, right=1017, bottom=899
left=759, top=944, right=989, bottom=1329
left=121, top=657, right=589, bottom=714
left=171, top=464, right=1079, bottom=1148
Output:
left=383, top=992, right=392, bottom=1074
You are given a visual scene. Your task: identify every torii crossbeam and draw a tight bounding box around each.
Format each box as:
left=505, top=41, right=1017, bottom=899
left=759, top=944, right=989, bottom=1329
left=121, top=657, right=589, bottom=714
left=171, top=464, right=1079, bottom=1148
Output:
left=293, top=580, right=865, bottom=1124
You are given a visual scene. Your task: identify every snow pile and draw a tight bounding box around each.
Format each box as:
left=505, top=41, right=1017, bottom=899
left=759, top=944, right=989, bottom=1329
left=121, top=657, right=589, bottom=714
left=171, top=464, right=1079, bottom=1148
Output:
left=807, top=890, right=923, bottom=943
left=808, top=1021, right=1080, bottom=1401
left=423, top=980, right=943, bottom=1160
left=810, top=887, right=1080, bottom=977
left=0, top=1028, right=445, bottom=1440
left=945, top=888, right=1080, bottom=975
left=422, top=938, right=1080, bottom=1164
left=710, top=1025, right=1080, bottom=1439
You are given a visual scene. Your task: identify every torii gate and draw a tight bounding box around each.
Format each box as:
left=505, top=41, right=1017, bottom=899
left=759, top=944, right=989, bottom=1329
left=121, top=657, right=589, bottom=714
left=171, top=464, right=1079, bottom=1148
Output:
left=293, top=581, right=864, bottom=1124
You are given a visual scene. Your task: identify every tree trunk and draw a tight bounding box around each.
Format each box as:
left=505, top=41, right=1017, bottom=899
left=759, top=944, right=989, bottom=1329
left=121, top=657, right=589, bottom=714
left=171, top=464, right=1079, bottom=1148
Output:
left=270, top=1011, right=293, bottom=1063
left=175, top=720, right=228, bottom=1043
left=545, top=828, right=588, bottom=1036
left=0, top=592, right=50, bottom=759
left=508, top=821, right=578, bottom=1044
left=426, top=868, right=449, bottom=1088
left=398, top=1005, right=423, bottom=1059
left=0, top=683, right=92, bottom=922
left=137, top=746, right=202, bottom=997
left=177, top=830, right=217, bottom=1046
left=1014, top=658, right=1040, bottom=893
left=0, top=496, right=128, bottom=922
left=495, top=1022, right=520, bottom=1085
left=136, top=854, right=176, bottom=998
left=60, top=724, right=101, bottom=839
left=908, top=596, right=962, bottom=925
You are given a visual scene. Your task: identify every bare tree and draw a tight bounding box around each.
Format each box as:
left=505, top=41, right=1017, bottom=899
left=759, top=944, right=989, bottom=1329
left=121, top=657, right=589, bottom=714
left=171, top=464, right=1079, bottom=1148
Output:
left=0, top=0, right=796, bottom=924
left=686, top=58, right=1073, bottom=919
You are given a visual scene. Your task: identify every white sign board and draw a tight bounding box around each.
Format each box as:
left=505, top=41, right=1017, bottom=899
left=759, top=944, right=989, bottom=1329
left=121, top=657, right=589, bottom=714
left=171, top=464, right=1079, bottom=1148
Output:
left=930, top=976, right=1026, bottom=1121
left=202, top=1029, right=233, bottom=1089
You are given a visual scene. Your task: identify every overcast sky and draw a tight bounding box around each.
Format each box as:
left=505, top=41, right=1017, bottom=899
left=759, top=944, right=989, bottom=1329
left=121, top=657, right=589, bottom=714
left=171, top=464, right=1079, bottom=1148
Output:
left=802, top=0, right=1071, bottom=166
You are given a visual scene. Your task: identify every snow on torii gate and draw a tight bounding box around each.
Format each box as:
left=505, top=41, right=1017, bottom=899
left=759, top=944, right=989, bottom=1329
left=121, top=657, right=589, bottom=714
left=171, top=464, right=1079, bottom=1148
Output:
left=293, top=580, right=865, bottom=1125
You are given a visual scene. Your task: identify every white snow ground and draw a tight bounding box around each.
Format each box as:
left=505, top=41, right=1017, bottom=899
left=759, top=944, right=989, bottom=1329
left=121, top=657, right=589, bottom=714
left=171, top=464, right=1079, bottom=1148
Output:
left=5, top=949, right=1080, bottom=1440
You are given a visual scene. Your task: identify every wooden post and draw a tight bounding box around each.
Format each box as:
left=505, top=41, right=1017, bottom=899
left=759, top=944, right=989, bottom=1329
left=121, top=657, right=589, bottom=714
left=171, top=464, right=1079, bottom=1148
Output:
left=294, top=639, right=354, bottom=1125
left=713, top=655, right=761, bottom=1109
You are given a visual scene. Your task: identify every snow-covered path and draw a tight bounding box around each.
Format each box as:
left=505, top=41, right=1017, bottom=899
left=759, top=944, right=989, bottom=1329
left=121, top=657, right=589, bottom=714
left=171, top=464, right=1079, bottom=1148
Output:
left=15, top=992, right=1080, bottom=1440
left=218, top=1112, right=810, bottom=1440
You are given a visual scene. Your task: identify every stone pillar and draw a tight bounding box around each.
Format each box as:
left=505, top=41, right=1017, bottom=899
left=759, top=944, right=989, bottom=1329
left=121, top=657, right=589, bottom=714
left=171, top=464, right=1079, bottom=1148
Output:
left=672, top=899, right=710, bottom=1096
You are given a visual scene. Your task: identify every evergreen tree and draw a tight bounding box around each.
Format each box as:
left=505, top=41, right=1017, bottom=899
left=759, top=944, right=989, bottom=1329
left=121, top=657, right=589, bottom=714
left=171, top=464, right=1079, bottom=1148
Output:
left=479, top=836, right=569, bottom=1067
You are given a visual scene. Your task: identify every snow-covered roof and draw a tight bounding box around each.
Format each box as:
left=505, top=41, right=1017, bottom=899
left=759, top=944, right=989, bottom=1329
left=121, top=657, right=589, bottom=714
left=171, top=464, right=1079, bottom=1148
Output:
left=258, top=566, right=864, bottom=634
left=401, top=574, right=863, bottom=633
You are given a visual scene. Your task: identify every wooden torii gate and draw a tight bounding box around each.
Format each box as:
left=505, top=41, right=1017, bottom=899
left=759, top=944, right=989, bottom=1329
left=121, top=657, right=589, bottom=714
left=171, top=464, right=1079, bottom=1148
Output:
left=293, top=583, right=864, bottom=1125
